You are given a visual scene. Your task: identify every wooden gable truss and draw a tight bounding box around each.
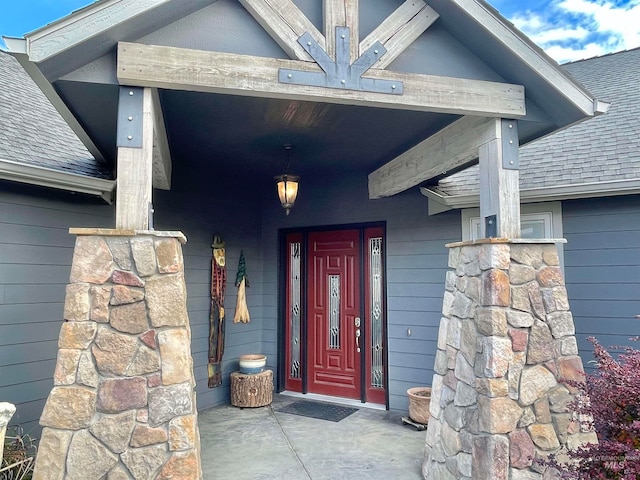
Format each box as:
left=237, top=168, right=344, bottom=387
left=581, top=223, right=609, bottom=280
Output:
left=113, top=0, right=525, bottom=235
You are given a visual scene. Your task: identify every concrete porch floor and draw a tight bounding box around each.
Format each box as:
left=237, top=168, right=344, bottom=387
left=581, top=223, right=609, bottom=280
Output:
left=198, top=393, right=426, bottom=479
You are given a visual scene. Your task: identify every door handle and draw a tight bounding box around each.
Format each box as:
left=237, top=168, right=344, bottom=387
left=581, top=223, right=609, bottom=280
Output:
left=355, top=317, right=361, bottom=353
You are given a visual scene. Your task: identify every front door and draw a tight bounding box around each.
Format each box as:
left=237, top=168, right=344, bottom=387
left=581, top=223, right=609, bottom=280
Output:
left=283, top=226, right=386, bottom=405
left=307, top=229, right=361, bottom=399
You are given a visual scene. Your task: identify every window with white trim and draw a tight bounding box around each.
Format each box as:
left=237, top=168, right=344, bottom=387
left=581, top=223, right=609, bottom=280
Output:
left=461, top=202, right=565, bottom=269
left=469, top=212, right=553, bottom=241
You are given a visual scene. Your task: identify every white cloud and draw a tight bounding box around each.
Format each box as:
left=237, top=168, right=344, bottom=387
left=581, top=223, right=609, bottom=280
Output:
left=559, top=0, right=640, bottom=47
left=544, top=42, right=609, bottom=62
left=528, top=25, right=590, bottom=45
left=507, top=0, right=640, bottom=63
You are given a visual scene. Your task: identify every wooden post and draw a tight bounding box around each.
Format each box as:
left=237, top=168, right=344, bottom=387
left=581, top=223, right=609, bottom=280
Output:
left=324, top=0, right=359, bottom=62
left=478, top=118, right=521, bottom=238
left=116, top=87, right=154, bottom=230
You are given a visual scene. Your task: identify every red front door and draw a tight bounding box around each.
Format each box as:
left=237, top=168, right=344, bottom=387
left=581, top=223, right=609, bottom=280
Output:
left=307, top=229, right=361, bottom=399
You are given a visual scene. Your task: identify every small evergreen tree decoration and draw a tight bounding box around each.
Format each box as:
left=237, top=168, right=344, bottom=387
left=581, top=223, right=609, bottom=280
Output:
left=233, top=250, right=250, bottom=323
left=544, top=337, right=640, bottom=479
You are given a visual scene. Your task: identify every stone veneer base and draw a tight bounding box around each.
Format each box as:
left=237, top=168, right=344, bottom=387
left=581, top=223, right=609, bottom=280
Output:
left=423, top=240, right=596, bottom=480
left=33, top=230, right=203, bottom=480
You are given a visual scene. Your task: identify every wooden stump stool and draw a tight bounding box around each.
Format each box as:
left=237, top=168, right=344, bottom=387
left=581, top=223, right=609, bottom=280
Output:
left=230, top=370, right=273, bottom=408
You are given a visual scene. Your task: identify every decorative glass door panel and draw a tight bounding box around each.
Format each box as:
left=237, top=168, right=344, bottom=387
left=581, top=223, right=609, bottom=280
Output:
left=365, top=227, right=385, bottom=404
left=284, top=233, right=303, bottom=392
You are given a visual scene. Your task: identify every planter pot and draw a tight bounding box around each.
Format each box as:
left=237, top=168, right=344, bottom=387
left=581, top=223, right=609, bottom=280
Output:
left=239, top=354, right=267, bottom=374
left=407, top=387, right=431, bottom=424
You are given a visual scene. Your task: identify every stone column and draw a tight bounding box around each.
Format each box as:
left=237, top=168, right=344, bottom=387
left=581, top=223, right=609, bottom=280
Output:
left=33, top=229, right=203, bottom=480
left=422, top=240, right=597, bottom=480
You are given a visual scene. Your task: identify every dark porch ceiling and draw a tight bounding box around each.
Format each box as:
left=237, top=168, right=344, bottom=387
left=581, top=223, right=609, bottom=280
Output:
left=160, top=91, right=458, bottom=180
left=57, top=79, right=456, bottom=184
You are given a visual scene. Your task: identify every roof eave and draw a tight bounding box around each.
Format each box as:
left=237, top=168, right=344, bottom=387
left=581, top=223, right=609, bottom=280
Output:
left=16, top=0, right=215, bottom=67
left=22, top=0, right=171, bottom=63
left=2, top=36, right=27, bottom=54
left=0, top=158, right=115, bottom=203
left=421, top=178, right=640, bottom=214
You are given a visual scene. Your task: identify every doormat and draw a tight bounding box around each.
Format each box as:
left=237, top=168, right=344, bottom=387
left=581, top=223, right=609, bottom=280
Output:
left=276, top=400, right=358, bottom=422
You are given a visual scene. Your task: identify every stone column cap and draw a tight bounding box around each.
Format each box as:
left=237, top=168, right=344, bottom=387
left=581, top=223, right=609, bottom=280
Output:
left=446, top=238, right=566, bottom=248
left=68, top=228, right=187, bottom=244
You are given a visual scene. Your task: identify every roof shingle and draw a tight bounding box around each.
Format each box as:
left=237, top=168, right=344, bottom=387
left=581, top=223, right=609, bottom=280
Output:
left=436, top=47, right=640, bottom=197
left=0, top=50, right=112, bottom=179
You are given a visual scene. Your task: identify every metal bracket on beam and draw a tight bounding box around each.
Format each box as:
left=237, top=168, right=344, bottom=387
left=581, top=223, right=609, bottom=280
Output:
left=485, top=215, right=497, bottom=238
left=501, top=119, right=519, bottom=170
left=279, top=27, right=403, bottom=95
left=148, top=202, right=155, bottom=230
left=117, top=86, right=144, bottom=148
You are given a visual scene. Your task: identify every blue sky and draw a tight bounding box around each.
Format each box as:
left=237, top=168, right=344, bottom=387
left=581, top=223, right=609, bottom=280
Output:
left=1, top=0, right=639, bottom=63
left=491, top=0, right=640, bottom=62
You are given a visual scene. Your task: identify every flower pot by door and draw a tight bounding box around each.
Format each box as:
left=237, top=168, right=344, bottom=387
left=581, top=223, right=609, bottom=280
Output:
left=407, top=387, right=431, bottom=424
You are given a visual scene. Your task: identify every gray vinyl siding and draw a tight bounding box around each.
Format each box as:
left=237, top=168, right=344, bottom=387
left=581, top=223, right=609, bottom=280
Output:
left=0, top=181, right=113, bottom=435
left=562, top=195, right=640, bottom=361
left=385, top=222, right=457, bottom=411
left=153, top=169, right=267, bottom=413
left=0, top=171, right=267, bottom=434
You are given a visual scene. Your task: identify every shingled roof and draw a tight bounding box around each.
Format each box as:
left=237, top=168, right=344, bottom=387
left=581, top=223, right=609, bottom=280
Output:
left=0, top=50, right=112, bottom=180
left=425, top=47, right=640, bottom=204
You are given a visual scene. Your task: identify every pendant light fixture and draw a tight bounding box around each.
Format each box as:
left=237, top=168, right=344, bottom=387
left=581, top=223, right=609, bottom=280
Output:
left=274, top=144, right=300, bottom=215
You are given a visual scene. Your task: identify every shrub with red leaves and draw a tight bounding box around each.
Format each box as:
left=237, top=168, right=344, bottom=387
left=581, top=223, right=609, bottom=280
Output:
left=546, top=337, right=640, bottom=479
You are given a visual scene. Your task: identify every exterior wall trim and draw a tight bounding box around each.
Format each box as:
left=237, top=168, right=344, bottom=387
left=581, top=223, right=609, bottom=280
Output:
left=0, top=158, right=114, bottom=202
left=421, top=178, right=640, bottom=214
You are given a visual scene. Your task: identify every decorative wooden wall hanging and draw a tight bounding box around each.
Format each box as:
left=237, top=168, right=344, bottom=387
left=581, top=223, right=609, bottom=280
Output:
left=233, top=250, right=251, bottom=323
left=208, top=235, right=227, bottom=387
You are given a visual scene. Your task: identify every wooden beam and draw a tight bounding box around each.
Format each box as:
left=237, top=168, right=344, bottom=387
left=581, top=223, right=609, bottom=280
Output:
left=239, top=0, right=325, bottom=61
left=150, top=88, right=171, bottom=190
left=360, top=1, right=439, bottom=69
left=117, top=42, right=525, bottom=118
left=368, top=116, right=499, bottom=199
left=324, top=0, right=358, bottom=62
left=479, top=119, right=520, bottom=238
left=116, top=88, right=153, bottom=230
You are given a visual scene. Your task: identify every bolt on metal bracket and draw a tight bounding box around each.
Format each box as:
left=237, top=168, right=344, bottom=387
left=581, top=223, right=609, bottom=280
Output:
left=116, top=86, right=144, bottom=148
left=485, top=214, right=497, bottom=238
left=501, top=119, right=519, bottom=170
